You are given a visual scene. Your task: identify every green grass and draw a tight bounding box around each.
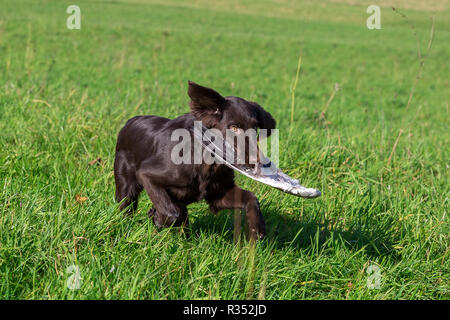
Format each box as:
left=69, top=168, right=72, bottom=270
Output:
left=0, top=0, right=449, bottom=299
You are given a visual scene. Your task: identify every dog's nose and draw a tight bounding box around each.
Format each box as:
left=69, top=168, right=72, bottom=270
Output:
left=262, top=161, right=272, bottom=168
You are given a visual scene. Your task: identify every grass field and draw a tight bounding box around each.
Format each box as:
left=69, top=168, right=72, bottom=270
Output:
left=0, top=0, right=449, bottom=299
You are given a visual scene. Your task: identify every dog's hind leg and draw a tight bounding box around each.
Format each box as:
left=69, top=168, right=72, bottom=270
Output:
left=150, top=204, right=190, bottom=238
left=114, top=152, right=143, bottom=214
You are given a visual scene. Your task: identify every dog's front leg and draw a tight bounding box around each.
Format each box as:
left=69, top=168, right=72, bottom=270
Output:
left=137, top=170, right=188, bottom=230
left=210, top=186, right=266, bottom=240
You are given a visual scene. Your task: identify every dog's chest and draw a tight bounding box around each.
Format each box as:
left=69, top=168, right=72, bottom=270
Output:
left=198, top=164, right=235, bottom=200
left=165, top=164, right=234, bottom=204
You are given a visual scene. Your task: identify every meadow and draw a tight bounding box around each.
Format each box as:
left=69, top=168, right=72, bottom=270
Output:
left=0, top=0, right=448, bottom=299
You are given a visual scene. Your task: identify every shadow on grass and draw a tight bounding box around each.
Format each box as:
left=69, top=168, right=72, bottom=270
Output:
left=190, top=207, right=401, bottom=260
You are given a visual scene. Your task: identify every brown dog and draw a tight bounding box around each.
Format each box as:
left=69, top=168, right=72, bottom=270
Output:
left=114, top=81, right=275, bottom=239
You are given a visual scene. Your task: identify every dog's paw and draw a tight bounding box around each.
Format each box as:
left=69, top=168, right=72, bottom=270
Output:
left=249, top=225, right=265, bottom=241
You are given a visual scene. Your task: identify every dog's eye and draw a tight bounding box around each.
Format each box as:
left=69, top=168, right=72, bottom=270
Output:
left=230, top=125, right=241, bottom=133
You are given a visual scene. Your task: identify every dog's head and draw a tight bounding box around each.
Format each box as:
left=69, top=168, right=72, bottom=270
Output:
left=188, top=81, right=276, bottom=135
left=187, top=81, right=276, bottom=166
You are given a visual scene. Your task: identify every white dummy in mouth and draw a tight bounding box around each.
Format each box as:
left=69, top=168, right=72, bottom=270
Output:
left=193, top=125, right=321, bottom=199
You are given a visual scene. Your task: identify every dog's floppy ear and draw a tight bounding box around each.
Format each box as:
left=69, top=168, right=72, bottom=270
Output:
left=250, top=102, right=276, bottom=137
left=188, top=81, right=226, bottom=126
